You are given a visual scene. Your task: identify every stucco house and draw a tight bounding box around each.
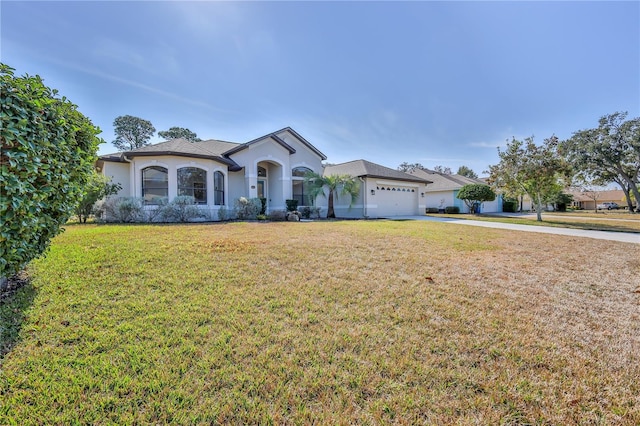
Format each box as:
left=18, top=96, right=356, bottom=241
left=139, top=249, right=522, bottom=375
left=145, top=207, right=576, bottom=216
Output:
left=323, top=160, right=432, bottom=218
left=408, top=169, right=502, bottom=213
left=97, top=127, right=326, bottom=218
left=97, top=128, right=431, bottom=219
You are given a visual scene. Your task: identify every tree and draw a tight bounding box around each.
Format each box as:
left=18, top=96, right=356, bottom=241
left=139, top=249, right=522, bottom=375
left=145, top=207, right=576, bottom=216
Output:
left=487, top=136, right=570, bottom=221
left=578, top=185, right=606, bottom=213
left=457, top=165, right=478, bottom=179
left=158, top=126, right=201, bottom=142
left=1, top=64, right=102, bottom=279
left=562, top=112, right=640, bottom=213
left=305, top=172, right=360, bottom=218
left=456, top=184, right=496, bottom=214
left=398, top=162, right=426, bottom=173
left=74, top=173, right=122, bottom=223
left=112, top=115, right=155, bottom=151
left=433, top=165, right=452, bottom=174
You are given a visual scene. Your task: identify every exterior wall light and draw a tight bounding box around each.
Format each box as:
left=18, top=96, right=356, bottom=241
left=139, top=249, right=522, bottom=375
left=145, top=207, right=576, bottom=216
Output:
left=421, top=193, right=425, bottom=197
left=370, top=189, right=375, bottom=195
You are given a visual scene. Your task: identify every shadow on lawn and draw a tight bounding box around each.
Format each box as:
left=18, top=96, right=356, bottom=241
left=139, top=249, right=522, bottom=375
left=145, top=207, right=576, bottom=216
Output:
left=1, top=273, right=37, bottom=361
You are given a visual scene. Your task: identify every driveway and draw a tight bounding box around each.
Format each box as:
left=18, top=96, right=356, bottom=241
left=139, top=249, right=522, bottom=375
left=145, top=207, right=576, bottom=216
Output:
left=392, top=215, right=640, bottom=244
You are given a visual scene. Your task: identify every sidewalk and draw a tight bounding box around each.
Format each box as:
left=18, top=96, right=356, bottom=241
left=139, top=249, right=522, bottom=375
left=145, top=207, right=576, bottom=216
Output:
left=393, top=215, right=640, bottom=244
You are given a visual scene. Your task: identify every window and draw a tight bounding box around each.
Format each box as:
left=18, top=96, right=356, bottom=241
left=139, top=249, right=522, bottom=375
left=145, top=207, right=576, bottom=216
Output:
left=292, top=166, right=313, bottom=206
left=257, top=166, right=267, bottom=177
left=214, top=171, right=225, bottom=205
left=178, top=167, right=207, bottom=204
left=142, top=166, right=168, bottom=204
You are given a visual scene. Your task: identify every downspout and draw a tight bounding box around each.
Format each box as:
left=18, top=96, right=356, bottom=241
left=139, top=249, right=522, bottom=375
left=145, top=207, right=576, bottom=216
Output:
left=359, top=176, right=366, bottom=218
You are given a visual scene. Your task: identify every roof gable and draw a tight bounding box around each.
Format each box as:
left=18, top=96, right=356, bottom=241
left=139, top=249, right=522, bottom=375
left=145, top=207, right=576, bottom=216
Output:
left=223, top=127, right=327, bottom=160
left=325, top=160, right=431, bottom=184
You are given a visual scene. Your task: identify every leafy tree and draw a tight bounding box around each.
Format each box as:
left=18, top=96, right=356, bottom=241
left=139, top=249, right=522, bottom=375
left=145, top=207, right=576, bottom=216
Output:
left=487, top=136, right=570, bottom=221
left=398, top=162, right=426, bottom=172
left=562, top=112, right=640, bottom=213
left=1, top=64, right=102, bottom=278
left=457, top=165, right=478, bottom=179
left=112, top=115, right=155, bottom=151
left=158, top=126, right=201, bottom=142
left=305, top=172, right=360, bottom=218
left=433, top=165, right=452, bottom=174
left=456, top=184, right=496, bottom=214
left=74, top=173, right=122, bottom=223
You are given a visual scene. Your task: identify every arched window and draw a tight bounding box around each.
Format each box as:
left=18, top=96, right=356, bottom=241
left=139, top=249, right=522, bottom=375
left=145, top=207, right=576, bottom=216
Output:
left=214, top=171, right=225, bottom=205
left=292, top=167, right=313, bottom=206
left=142, top=166, right=168, bottom=204
left=178, top=167, right=207, bottom=204
left=257, top=166, right=267, bottom=177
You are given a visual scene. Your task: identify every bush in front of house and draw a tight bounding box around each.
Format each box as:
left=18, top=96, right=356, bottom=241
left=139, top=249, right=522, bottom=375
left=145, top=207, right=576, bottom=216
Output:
left=160, top=196, right=207, bottom=222
left=445, top=206, right=460, bottom=214
left=234, top=197, right=262, bottom=220
left=285, top=199, right=299, bottom=212
left=502, top=199, right=517, bottom=213
left=426, top=207, right=439, bottom=213
left=95, top=197, right=145, bottom=223
left=267, top=210, right=287, bottom=221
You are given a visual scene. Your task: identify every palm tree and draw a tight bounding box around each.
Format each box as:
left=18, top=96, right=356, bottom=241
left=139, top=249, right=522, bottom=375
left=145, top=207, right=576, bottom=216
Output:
left=305, top=172, right=360, bottom=218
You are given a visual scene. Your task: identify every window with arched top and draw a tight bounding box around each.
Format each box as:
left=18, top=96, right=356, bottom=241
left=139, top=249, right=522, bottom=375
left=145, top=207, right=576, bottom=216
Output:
left=214, top=171, right=225, bottom=205
left=178, top=167, right=207, bottom=204
left=142, top=166, right=168, bottom=204
left=257, top=166, right=267, bottom=177
left=292, top=167, right=313, bottom=206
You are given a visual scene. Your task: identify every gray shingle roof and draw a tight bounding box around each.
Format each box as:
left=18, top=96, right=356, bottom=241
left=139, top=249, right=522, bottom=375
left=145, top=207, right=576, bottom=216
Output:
left=324, top=160, right=432, bottom=184
left=100, top=138, right=243, bottom=170
left=410, top=169, right=486, bottom=191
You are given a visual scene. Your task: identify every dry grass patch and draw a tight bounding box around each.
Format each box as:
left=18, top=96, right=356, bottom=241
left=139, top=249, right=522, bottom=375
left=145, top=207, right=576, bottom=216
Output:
left=1, top=221, right=639, bottom=424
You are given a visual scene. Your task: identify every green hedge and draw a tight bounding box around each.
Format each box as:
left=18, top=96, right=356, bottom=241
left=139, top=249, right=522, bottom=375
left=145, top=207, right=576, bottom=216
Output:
left=0, top=64, right=101, bottom=277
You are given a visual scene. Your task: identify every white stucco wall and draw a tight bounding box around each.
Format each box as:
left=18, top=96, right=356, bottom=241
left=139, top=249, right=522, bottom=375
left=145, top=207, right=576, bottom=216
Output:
left=101, top=161, right=130, bottom=197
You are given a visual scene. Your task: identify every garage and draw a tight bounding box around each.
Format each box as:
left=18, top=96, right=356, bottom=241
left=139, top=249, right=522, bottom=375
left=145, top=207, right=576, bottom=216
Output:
left=323, top=160, right=431, bottom=219
left=374, top=183, right=420, bottom=217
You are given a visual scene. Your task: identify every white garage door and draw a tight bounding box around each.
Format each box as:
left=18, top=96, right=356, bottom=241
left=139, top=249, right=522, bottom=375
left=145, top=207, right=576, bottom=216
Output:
left=375, top=185, right=419, bottom=216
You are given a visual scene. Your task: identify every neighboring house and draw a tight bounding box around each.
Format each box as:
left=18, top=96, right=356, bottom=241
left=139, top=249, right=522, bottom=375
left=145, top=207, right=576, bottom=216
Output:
left=97, top=127, right=327, bottom=218
left=567, top=189, right=629, bottom=210
left=409, top=169, right=502, bottom=213
left=323, top=160, right=432, bottom=218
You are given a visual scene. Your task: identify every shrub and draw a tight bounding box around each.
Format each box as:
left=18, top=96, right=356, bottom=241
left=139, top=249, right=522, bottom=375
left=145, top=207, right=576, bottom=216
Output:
left=300, top=206, right=311, bottom=219
left=285, top=199, right=299, bottom=212
left=1, top=64, right=102, bottom=278
left=217, top=206, right=230, bottom=221
left=74, top=173, right=122, bottom=223
left=502, top=200, right=517, bottom=213
left=160, top=196, right=207, bottom=223
left=310, top=207, right=322, bottom=218
left=234, top=197, right=261, bottom=220
left=95, top=197, right=145, bottom=223
left=445, top=206, right=460, bottom=214
left=267, top=210, right=287, bottom=221
left=426, top=207, right=439, bottom=213
left=256, top=214, right=267, bottom=221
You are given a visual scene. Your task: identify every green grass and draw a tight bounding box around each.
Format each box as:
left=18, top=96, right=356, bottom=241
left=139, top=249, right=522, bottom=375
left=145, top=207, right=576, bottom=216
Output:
left=1, top=221, right=639, bottom=424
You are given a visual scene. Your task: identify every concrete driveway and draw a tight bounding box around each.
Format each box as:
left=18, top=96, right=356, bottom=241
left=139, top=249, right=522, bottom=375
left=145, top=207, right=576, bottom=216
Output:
left=392, top=215, right=640, bottom=244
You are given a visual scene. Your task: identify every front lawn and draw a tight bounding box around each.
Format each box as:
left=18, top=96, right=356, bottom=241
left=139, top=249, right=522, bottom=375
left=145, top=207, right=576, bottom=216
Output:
left=2, top=221, right=639, bottom=424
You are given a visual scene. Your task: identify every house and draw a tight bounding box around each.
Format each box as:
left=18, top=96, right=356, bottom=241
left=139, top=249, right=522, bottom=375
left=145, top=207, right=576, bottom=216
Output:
left=566, top=189, right=629, bottom=210
left=97, top=128, right=431, bottom=219
left=97, top=127, right=326, bottom=218
left=408, top=169, right=502, bottom=213
left=323, top=160, right=432, bottom=218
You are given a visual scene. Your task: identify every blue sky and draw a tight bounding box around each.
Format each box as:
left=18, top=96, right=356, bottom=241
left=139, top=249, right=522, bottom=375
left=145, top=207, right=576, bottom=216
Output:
left=3, top=1, right=639, bottom=176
